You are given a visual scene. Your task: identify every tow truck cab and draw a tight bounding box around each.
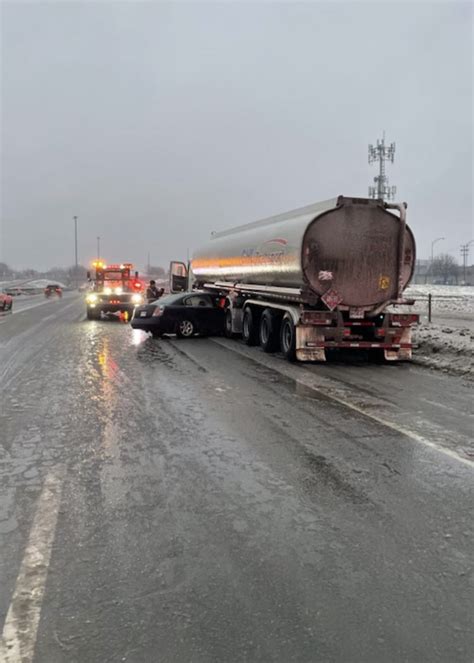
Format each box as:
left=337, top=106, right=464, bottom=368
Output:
left=85, top=262, right=145, bottom=320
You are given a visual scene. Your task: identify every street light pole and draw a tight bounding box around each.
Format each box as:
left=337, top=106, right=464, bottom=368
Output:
left=73, top=216, right=78, bottom=288
left=97, top=236, right=101, bottom=260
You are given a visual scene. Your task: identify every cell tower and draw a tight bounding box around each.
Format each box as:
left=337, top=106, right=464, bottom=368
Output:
left=368, top=132, right=397, bottom=200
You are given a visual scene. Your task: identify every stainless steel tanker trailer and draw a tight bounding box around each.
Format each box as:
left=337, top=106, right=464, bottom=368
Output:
left=170, top=195, right=419, bottom=361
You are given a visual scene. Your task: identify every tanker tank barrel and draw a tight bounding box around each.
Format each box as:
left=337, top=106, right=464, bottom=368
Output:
left=192, top=196, right=416, bottom=314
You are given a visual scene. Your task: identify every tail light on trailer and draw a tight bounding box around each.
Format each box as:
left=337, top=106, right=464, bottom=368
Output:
left=301, top=311, right=336, bottom=325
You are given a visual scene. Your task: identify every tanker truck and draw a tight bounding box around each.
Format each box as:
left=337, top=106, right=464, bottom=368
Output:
left=169, top=196, right=419, bottom=362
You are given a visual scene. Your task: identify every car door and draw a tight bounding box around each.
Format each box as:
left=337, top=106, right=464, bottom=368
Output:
left=204, top=296, right=226, bottom=333
left=182, top=295, right=224, bottom=334
left=194, top=295, right=225, bottom=333
left=180, top=295, right=202, bottom=331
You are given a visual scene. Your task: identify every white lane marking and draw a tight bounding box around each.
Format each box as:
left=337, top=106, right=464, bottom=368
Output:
left=420, top=397, right=473, bottom=415
left=0, top=300, right=52, bottom=321
left=0, top=465, right=66, bottom=662
left=212, top=338, right=474, bottom=469
left=11, top=299, right=51, bottom=315
left=0, top=298, right=80, bottom=350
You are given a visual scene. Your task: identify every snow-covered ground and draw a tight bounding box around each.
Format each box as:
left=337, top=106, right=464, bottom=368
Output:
left=22, top=278, right=67, bottom=289
left=406, top=284, right=474, bottom=320
left=0, top=278, right=67, bottom=294
left=413, top=324, right=473, bottom=379
left=402, top=285, right=474, bottom=379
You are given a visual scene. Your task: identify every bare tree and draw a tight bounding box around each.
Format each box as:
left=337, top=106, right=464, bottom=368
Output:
left=0, top=262, right=13, bottom=278
left=431, top=253, right=458, bottom=284
left=148, top=265, right=166, bottom=278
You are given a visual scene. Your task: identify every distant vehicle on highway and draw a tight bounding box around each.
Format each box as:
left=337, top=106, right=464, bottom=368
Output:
left=131, top=292, right=225, bottom=338
left=0, top=291, right=13, bottom=311
left=44, top=284, right=63, bottom=298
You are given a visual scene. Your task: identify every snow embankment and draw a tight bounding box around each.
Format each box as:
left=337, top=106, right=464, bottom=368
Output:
left=404, top=285, right=474, bottom=379
left=413, top=324, right=474, bottom=379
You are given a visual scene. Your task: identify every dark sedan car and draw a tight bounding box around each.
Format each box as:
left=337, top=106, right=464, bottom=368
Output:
left=131, top=292, right=225, bottom=338
left=44, top=284, right=63, bottom=298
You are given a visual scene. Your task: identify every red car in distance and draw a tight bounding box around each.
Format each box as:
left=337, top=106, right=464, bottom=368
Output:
left=0, top=291, right=13, bottom=312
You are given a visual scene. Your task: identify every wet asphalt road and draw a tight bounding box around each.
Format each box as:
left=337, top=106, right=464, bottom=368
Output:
left=0, top=295, right=473, bottom=663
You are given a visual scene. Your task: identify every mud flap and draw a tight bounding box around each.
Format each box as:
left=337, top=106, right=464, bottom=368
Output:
left=384, top=328, right=412, bottom=361
left=296, top=326, right=326, bottom=362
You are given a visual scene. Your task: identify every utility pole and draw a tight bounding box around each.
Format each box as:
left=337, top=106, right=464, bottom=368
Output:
left=368, top=132, right=397, bottom=201
left=73, top=216, right=78, bottom=288
left=97, top=236, right=101, bottom=260
left=460, top=240, right=474, bottom=283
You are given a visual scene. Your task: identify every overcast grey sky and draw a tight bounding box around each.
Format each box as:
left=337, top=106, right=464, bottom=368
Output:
left=1, top=1, right=472, bottom=271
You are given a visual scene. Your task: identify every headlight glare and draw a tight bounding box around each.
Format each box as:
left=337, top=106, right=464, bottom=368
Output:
left=86, top=293, right=98, bottom=303
left=131, top=294, right=143, bottom=304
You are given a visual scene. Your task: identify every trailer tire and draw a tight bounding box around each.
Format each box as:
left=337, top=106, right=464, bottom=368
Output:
left=242, top=307, right=259, bottom=346
left=259, top=309, right=280, bottom=353
left=280, top=314, right=296, bottom=362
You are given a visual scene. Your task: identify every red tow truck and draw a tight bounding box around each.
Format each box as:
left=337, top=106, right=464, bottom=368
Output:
left=85, top=261, right=145, bottom=320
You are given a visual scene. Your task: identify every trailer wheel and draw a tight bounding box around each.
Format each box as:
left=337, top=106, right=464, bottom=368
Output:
left=259, top=309, right=280, bottom=353
left=280, top=314, right=296, bottom=362
left=242, top=307, right=259, bottom=346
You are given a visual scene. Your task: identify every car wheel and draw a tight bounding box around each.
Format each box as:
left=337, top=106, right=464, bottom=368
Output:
left=259, top=309, right=280, bottom=353
left=280, top=314, right=296, bottom=362
left=177, top=319, right=195, bottom=338
left=242, top=307, right=259, bottom=346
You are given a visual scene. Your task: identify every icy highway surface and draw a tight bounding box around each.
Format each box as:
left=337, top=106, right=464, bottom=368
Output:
left=0, top=295, right=473, bottom=663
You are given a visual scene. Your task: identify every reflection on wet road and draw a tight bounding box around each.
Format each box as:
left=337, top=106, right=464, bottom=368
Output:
left=0, top=296, right=472, bottom=662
